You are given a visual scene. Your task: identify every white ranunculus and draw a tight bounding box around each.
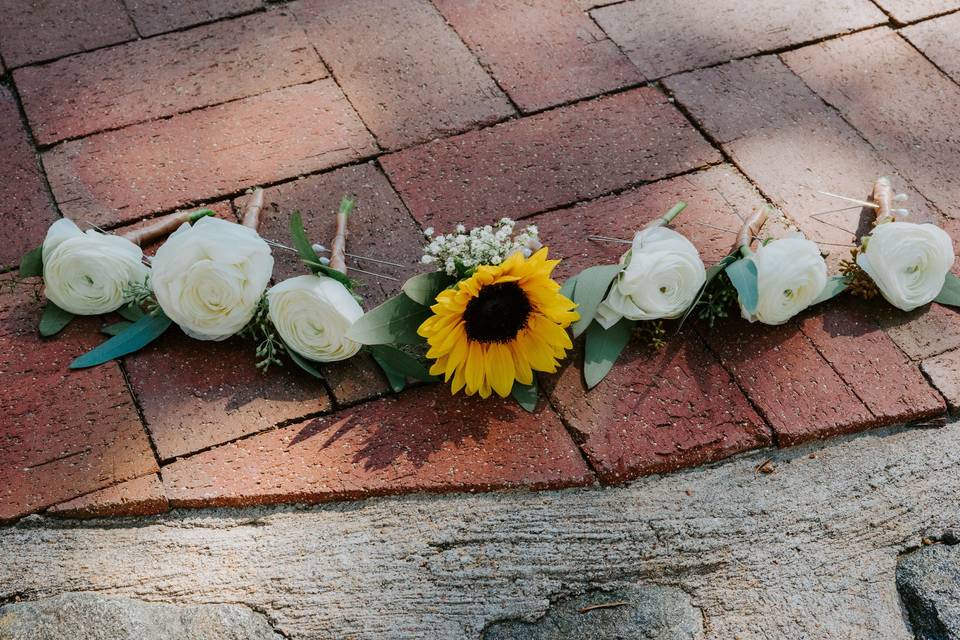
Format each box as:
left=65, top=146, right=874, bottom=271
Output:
left=595, top=226, right=706, bottom=328
left=742, top=237, right=827, bottom=325
left=267, top=275, right=364, bottom=362
left=151, top=216, right=273, bottom=341
left=857, top=221, right=955, bottom=312
left=41, top=218, right=149, bottom=315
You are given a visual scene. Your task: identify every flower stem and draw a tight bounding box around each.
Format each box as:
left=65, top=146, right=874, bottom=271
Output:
left=329, top=196, right=355, bottom=275
left=241, top=187, right=264, bottom=231
left=644, top=201, right=688, bottom=229
left=119, top=208, right=214, bottom=246
left=738, top=207, right=769, bottom=257
left=871, top=176, right=895, bottom=224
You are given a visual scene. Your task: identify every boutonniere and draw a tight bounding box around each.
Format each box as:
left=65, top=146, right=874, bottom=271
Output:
left=346, top=218, right=578, bottom=410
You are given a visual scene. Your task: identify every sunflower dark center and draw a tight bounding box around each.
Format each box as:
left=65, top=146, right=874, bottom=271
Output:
left=463, top=281, right=532, bottom=343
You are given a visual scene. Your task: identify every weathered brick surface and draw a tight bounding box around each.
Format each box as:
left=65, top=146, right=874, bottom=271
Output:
left=783, top=29, right=960, bottom=221
left=124, top=330, right=332, bottom=461
left=880, top=303, right=960, bottom=361
left=0, top=86, right=59, bottom=272
left=235, top=162, right=425, bottom=404
left=0, top=278, right=158, bottom=522
left=125, top=0, right=262, bottom=36
left=548, top=335, right=771, bottom=483
left=873, top=0, right=960, bottom=22
left=799, top=299, right=945, bottom=425
left=591, top=0, right=883, bottom=79
left=902, top=12, right=960, bottom=83
left=922, top=348, right=960, bottom=411
left=16, top=11, right=326, bottom=144
left=292, top=0, right=513, bottom=150
left=47, top=474, right=169, bottom=518
left=0, top=0, right=136, bottom=67
left=381, top=87, right=719, bottom=230
left=433, top=0, right=641, bottom=112
left=43, top=81, right=377, bottom=227
left=665, top=56, right=940, bottom=270
left=161, top=384, right=594, bottom=507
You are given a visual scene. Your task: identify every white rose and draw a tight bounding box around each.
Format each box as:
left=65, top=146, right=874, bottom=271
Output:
left=151, top=216, right=273, bottom=341
left=267, top=275, right=364, bottom=362
left=742, top=237, right=827, bottom=325
left=41, top=218, right=149, bottom=315
left=596, top=226, right=706, bottom=328
left=857, top=221, right=955, bottom=312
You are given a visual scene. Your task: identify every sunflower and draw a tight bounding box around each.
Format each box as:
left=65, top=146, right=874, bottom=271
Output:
left=418, top=248, right=579, bottom=398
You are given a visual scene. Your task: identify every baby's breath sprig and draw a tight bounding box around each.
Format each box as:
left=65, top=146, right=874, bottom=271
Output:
left=240, top=295, right=286, bottom=373
left=697, top=272, right=738, bottom=328
left=421, top=218, right=542, bottom=278
left=123, top=277, right=162, bottom=316
left=839, top=247, right=879, bottom=300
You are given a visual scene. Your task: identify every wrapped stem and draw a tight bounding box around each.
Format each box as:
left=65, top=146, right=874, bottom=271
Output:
left=643, top=201, right=688, bottom=230
left=241, top=187, right=264, bottom=231
left=329, top=197, right=355, bottom=275
left=119, top=208, right=213, bottom=246
left=871, top=176, right=895, bottom=224
left=738, top=207, right=769, bottom=256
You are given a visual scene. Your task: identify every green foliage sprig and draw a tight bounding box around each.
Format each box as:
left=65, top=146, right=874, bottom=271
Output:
left=240, top=295, right=286, bottom=373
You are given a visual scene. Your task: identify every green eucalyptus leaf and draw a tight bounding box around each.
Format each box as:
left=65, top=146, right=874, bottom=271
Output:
left=287, top=349, right=325, bottom=379
left=584, top=317, right=633, bottom=389
left=39, top=302, right=74, bottom=337
left=346, top=294, right=431, bottom=345
left=116, top=302, right=145, bottom=322
left=70, top=312, right=171, bottom=369
left=511, top=379, right=539, bottom=413
left=402, top=271, right=453, bottom=306
left=370, top=350, right=407, bottom=393
left=570, top=264, right=621, bottom=337
left=101, top=321, right=133, bottom=336
left=725, top=257, right=759, bottom=315
left=559, top=273, right=578, bottom=301
left=811, top=275, right=849, bottom=306
left=19, top=245, right=43, bottom=278
left=935, top=273, right=960, bottom=307
left=368, top=344, right=436, bottom=382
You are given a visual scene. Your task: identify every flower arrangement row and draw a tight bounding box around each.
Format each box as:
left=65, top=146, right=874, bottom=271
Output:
left=17, top=177, right=960, bottom=411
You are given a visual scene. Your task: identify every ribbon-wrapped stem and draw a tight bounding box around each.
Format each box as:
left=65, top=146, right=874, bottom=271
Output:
left=241, top=187, right=264, bottom=231
left=643, top=201, right=688, bottom=230
left=119, top=208, right=213, bottom=246
left=871, top=176, right=895, bottom=225
left=329, top=197, right=355, bottom=275
left=738, top=207, right=769, bottom=257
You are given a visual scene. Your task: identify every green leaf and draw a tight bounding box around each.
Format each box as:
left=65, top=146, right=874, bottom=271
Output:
left=339, top=197, right=355, bottom=217
left=287, top=349, right=325, bottom=379
left=289, top=211, right=323, bottom=271
left=511, top=379, right=539, bottom=413
left=368, top=345, right=436, bottom=382
left=70, top=312, right=171, bottom=369
left=559, top=273, right=578, bottom=301
left=402, top=271, right=453, bottom=306
left=584, top=317, right=633, bottom=389
left=570, top=264, right=621, bottom=337
left=19, top=245, right=43, bottom=278
left=39, top=302, right=74, bottom=337
left=116, top=302, right=145, bottom=322
left=369, top=350, right=407, bottom=393
left=811, top=275, right=849, bottom=306
left=935, top=273, right=960, bottom=307
left=346, top=294, right=431, bottom=345
left=101, top=321, right=133, bottom=336
left=315, top=264, right=353, bottom=290
left=725, top=258, right=759, bottom=315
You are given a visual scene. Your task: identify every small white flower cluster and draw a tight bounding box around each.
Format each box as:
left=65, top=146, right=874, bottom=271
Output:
left=421, top=218, right=542, bottom=277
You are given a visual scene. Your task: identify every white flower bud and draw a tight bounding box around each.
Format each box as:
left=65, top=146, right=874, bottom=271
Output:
left=742, top=237, right=827, bottom=325
left=267, top=275, right=363, bottom=362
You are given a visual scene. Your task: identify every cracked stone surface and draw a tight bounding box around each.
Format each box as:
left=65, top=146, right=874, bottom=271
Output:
left=896, top=542, right=960, bottom=640
left=1, top=418, right=959, bottom=639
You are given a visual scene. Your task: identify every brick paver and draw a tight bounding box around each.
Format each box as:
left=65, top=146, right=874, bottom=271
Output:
left=0, top=0, right=136, bottom=67
left=381, top=87, right=719, bottom=230
left=433, top=0, right=641, bottom=112
left=591, top=0, right=884, bottom=79
left=0, top=278, right=158, bottom=522
left=43, top=80, right=376, bottom=227
left=902, top=12, right=960, bottom=83
left=0, top=86, right=58, bottom=272
left=783, top=28, right=960, bottom=221
left=880, top=303, right=960, bottom=361
left=48, top=474, right=168, bottom=518
left=161, top=385, right=594, bottom=507
left=292, top=0, right=514, bottom=150
left=872, top=0, right=960, bottom=23
left=16, top=10, right=326, bottom=145
left=922, top=348, right=960, bottom=411
left=125, top=0, right=262, bottom=36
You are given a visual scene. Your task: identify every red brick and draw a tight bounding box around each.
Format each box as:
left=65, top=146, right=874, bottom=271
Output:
left=161, top=384, right=594, bottom=507
left=903, top=12, right=960, bottom=82
left=700, top=316, right=873, bottom=446
left=798, top=298, right=945, bottom=425
left=0, top=277, right=158, bottom=522
left=922, top=348, right=960, bottom=411
left=433, top=0, right=641, bottom=112
left=873, top=0, right=960, bottom=22
left=124, top=329, right=333, bottom=461
left=42, top=81, right=377, bottom=228
left=0, top=0, right=136, bottom=68
left=591, top=0, right=883, bottom=79
left=381, top=87, right=719, bottom=230
left=879, top=303, right=960, bottom=361
left=0, top=86, right=58, bottom=272
left=291, top=0, right=514, bottom=150
left=236, top=163, right=426, bottom=404
left=547, top=335, right=770, bottom=483
left=125, top=0, right=261, bottom=36
left=16, top=10, right=326, bottom=145
left=783, top=29, right=960, bottom=221
left=664, top=56, right=941, bottom=271
left=47, top=474, right=169, bottom=518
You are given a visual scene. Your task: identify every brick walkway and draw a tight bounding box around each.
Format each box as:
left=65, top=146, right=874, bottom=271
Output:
left=2, top=0, right=959, bottom=522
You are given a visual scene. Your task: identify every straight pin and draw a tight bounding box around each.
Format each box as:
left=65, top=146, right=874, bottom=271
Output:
left=816, top=190, right=879, bottom=209
left=263, top=238, right=406, bottom=268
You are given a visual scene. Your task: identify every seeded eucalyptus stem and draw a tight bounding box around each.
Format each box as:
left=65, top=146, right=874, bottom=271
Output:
left=644, top=201, right=688, bottom=230
left=738, top=207, right=770, bottom=257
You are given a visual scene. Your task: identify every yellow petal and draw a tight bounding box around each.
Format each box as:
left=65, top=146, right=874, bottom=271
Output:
left=486, top=342, right=516, bottom=398
left=464, top=341, right=485, bottom=395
